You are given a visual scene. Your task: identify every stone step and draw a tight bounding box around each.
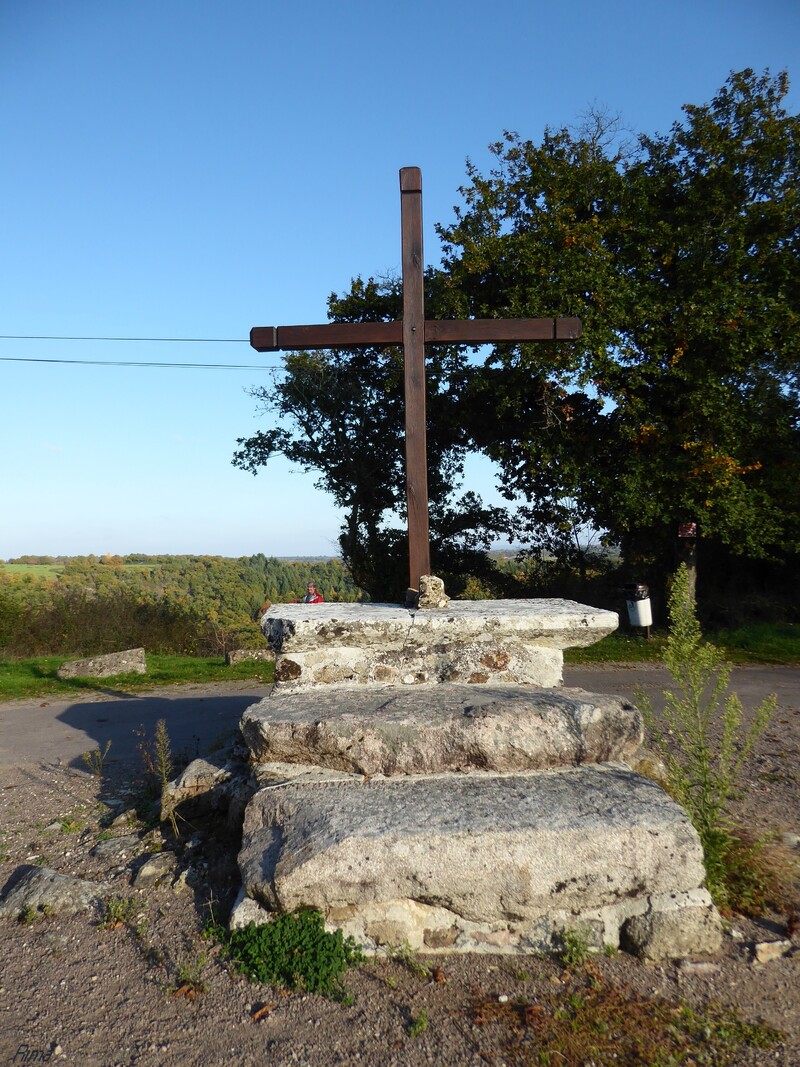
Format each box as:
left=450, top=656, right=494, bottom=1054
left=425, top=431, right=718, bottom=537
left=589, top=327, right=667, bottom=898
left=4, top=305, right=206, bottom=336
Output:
left=237, top=764, right=721, bottom=959
left=263, top=600, right=618, bottom=690
left=241, top=686, right=643, bottom=776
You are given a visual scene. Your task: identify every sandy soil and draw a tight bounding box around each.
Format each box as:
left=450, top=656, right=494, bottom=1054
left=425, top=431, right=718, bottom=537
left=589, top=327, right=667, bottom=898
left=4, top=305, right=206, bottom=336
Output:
left=0, top=670, right=798, bottom=1067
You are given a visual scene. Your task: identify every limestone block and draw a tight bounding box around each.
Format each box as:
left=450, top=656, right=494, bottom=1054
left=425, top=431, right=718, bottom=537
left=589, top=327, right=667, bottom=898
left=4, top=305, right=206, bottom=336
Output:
left=240, top=686, right=643, bottom=775
left=239, top=764, right=706, bottom=924
left=264, top=600, right=617, bottom=691
left=264, top=600, right=618, bottom=653
left=56, top=648, right=146, bottom=679
left=272, top=642, right=564, bottom=690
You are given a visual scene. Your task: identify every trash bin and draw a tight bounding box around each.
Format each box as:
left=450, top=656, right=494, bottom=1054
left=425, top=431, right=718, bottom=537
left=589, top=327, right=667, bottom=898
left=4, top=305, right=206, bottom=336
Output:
left=623, top=583, right=653, bottom=628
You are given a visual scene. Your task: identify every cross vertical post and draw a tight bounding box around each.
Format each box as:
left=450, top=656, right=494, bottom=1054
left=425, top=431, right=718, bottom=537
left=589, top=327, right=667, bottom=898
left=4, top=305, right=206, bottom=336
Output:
left=400, top=167, right=430, bottom=593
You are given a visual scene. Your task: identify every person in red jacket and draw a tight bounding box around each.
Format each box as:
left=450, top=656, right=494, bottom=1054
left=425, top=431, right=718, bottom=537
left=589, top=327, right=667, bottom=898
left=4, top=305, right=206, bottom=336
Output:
left=303, top=582, right=324, bottom=603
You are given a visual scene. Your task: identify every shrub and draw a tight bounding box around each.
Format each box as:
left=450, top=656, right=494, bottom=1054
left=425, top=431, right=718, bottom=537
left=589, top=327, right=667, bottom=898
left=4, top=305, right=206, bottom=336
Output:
left=637, top=564, right=776, bottom=910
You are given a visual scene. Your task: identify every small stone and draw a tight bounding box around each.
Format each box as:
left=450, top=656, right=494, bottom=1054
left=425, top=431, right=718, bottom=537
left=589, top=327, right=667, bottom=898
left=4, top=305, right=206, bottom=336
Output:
left=132, top=851, right=177, bottom=888
left=677, top=960, right=721, bottom=975
left=779, top=832, right=800, bottom=849
left=497, top=994, right=509, bottom=1003
left=753, top=940, right=792, bottom=963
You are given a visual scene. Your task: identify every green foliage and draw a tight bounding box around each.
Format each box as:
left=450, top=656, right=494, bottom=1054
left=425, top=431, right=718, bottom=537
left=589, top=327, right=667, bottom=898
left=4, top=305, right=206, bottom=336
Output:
left=439, top=70, right=800, bottom=583
left=637, top=565, right=777, bottom=909
left=215, top=910, right=363, bottom=997
left=100, top=896, right=140, bottom=929
left=555, top=927, right=593, bottom=968
left=407, top=1009, right=429, bottom=1037
left=0, top=554, right=362, bottom=658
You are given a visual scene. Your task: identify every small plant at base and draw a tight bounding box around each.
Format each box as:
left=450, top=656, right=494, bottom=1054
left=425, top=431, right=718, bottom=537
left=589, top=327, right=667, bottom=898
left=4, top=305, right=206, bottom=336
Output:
left=81, top=739, right=112, bottom=777
left=169, top=952, right=208, bottom=999
left=386, top=940, right=431, bottom=979
left=636, top=564, right=777, bottom=912
left=59, top=816, right=82, bottom=834
left=214, top=909, right=363, bottom=998
left=555, top=927, right=592, bottom=968
left=407, top=1009, right=429, bottom=1037
left=101, top=896, right=139, bottom=930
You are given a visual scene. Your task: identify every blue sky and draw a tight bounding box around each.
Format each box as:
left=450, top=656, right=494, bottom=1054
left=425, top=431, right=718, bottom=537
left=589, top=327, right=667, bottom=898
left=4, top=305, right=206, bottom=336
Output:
left=1, top=0, right=798, bottom=559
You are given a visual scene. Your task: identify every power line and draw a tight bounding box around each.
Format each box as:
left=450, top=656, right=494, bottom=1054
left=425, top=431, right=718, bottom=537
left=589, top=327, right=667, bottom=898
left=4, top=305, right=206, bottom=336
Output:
left=0, top=334, right=248, bottom=343
left=0, top=355, right=282, bottom=371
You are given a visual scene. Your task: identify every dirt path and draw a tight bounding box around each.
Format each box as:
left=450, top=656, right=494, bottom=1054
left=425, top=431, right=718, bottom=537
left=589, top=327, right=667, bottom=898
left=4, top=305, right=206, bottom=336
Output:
left=0, top=669, right=798, bottom=1066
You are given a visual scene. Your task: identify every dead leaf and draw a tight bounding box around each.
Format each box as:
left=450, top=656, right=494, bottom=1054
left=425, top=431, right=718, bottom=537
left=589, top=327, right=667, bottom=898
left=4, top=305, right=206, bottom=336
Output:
left=251, top=1003, right=275, bottom=1023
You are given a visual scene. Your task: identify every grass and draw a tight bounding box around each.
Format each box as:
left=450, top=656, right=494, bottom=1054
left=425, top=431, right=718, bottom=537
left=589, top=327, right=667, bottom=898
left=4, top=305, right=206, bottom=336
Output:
left=0, top=654, right=275, bottom=702
left=0, top=562, right=64, bottom=578
left=565, top=622, right=800, bottom=665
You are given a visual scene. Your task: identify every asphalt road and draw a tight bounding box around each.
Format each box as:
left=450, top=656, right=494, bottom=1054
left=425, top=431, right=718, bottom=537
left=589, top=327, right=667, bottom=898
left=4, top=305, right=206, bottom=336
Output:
left=0, top=667, right=796, bottom=773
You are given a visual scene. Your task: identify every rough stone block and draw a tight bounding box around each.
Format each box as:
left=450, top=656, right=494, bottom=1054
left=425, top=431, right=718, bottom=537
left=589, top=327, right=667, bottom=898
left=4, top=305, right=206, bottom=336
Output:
left=263, top=600, right=617, bottom=691
left=56, top=648, right=146, bottom=679
left=240, top=686, right=643, bottom=775
left=239, top=764, right=706, bottom=925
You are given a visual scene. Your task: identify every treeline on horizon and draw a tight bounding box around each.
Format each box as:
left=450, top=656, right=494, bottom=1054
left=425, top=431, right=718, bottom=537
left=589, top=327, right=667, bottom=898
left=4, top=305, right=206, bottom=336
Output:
left=0, top=554, right=365, bottom=658
left=0, top=549, right=628, bottom=658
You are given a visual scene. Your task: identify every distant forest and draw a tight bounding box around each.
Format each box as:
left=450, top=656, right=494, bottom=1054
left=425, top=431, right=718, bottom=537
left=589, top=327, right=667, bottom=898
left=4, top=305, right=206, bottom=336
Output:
left=0, top=554, right=364, bottom=657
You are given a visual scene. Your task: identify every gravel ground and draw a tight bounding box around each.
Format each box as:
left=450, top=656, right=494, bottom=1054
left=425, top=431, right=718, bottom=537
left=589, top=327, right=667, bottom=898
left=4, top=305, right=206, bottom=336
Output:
left=0, top=668, right=798, bottom=1067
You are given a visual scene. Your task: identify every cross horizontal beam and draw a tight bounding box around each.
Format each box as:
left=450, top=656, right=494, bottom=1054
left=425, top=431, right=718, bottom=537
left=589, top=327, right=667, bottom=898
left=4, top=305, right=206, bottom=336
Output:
left=250, top=317, right=581, bottom=352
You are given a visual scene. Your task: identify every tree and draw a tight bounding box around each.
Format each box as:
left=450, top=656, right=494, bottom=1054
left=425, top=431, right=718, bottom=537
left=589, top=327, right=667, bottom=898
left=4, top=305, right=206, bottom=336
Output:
left=438, top=70, right=800, bottom=605
left=233, top=277, right=511, bottom=601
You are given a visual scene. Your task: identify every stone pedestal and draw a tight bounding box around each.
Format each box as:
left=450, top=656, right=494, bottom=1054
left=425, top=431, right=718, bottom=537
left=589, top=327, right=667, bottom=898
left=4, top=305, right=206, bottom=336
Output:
left=234, top=599, right=721, bottom=960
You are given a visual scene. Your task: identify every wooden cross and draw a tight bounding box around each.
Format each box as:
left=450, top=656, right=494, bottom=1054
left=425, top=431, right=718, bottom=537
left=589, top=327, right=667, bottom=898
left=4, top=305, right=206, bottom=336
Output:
left=251, top=167, right=581, bottom=596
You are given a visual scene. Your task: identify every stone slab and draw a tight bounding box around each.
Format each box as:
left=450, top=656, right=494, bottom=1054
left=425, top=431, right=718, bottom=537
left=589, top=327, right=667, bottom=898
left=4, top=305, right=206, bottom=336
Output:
left=263, top=600, right=617, bottom=691
left=56, top=648, right=146, bottom=679
left=240, top=686, right=643, bottom=775
left=239, top=764, right=706, bottom=926
left=264, top=599, right=618, bottom=652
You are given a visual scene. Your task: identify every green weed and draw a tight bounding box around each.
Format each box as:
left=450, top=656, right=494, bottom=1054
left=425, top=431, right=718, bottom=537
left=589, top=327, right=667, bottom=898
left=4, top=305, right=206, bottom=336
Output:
left=407, top=1009, right=429, bottom=1037
left=81, top=739, right=112, bottom=777
left=385, top=940, right=431, bottom=979
left=59, top=816, right=82, bottom=833
left=169, top=951, right=208, bottom=999
left=637, top=564, right=777, bottom=912
left=555, top=927, right=593, bottom=969
left=212, top=909, right=363, bottom=998
left=138, top=719, right=179, bottom=837
left=100, top=896, right=139, bottom=929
